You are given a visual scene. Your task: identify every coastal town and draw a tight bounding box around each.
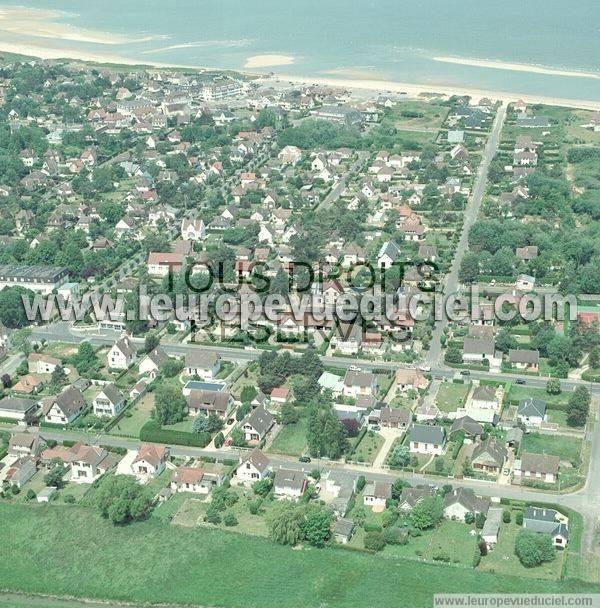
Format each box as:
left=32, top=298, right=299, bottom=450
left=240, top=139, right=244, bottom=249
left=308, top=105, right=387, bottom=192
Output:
left=0, top=53, right=598, bottom=606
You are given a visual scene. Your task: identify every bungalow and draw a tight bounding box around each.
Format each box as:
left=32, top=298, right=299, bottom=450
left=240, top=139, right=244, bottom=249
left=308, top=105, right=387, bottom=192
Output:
left=131, top=443, right=169, bottom=483
left=242, top=406, right=274, bottom=443
left=363, top=481, right=392, bottom=511
left=333, top=518, right=356, bottom=544
left=28, top=353, right=60, bottom=375
left=444, top=488, right=490, bottom=520
left=395, top=368, right=428, bottom=392
left=409, top=424, right=445, bottom=455
left=398, top=486, right=435, bottom=512
left=515, top=453, right=560, bottom=484
left=380, top=407, right=411, bottom=430
left=13, top=374, right=42, bottom=395
left=273, top=468, right=307, bottom=499
left=516, top=397, right=546, bottom=427
left=523, top=507, right=569, bottom=547
left=509, top=349, right=539, bottom=371
left=462, top=337, right=496, bottom=362
left=185, top=350, right=220, bottom=380
left=170, top=463, right=226, bottom=495
left=70, top=443, right=115, bottom=484
left=343, top=370, right=377, bottom=398
left=92, top=384, right=125, bottom=418
left=449, top=416, right=483, bottom=440
left=471, top=437, right=507, bottom=476
left=42, top=386, right=85, bottom=425
left=270, top=387, right=290, bottom=404
left=187, top=389, right=232, bottom=419
left=0, top=396, right=38, bottom=421
left=234, top=448, right=271, bottom=484
left=108, top=337, right=137, bottom=370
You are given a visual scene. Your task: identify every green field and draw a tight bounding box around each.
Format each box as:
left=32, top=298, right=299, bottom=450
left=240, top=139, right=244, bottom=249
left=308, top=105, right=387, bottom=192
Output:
left=349, top=430, right=384, bottom=464
left=435, top=382, right=470, bottom=413
left=507, top=385, right=569, bottom=408
left=0, top=503, right=597, bottom=608
left=269, top=415, right=308, bottom=456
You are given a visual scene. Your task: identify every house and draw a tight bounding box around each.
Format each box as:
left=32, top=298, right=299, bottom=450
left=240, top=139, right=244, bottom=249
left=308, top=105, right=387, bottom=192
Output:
left=187, top=389, right=232, bottom=419
left=343, top=370, right=377, bottom=398
left=444, top=488, right=489, bottom=520
left=471, top=437, right=507, bottom=476
left=0, top=396, right=37, bottom=421
left=92, top=384, right=125, bottom=418
left=523, top=507, right=569, bottom=547
left=509, top=349, right=539, bottom=371
left=470, top=385, right=500, bottom=410
left=108, top=337, right=137, bottom=370
left=363, top=481, right=392, bottom=511
left=395, top=368, right=428, bottom=392
left=516, top=273, right=536, bottom=291
left=380, top=407, right=411, bottom=430
left=515, top=453, right=559, bottom=484
left=516, top=397, right=546, bottom=427
left=398, top=486, right=435, bottom=512
left=278, top=145, right=302, bottom=165
left=70, top=443, right=115, bottom=483
left=138, top=346, right=170, bottom=378
left=3, top=456, right=37, bottom=488
left=27, top=353, right=60, bottom=374
left=147, top=252, right=185, bottom=277
left=270, top=387, right=290, bottom=404
left=408, top=424, right=445, bottom=455
left=42, top=386, right=85, bottom=424
left=318, top=372, right=344, bottom=396
left=185, top=350, right=220, bottom=380
left=462, top=337, right=496, bottom=362
left=377, top=240, right=402, bottom=269
left=273, top=468, right=307, bottom=499
left=234, top=448, right=271, bottom=484
left=131, top=443, right=168, bottom=483
left=37, top=486, right=57, bottom=503
left=13, top=374, right=42, bottom=395
left=516, top=245, right=539, bottom=261
left=333, top=518, right=356, bottom=544
left=181, top=218, right=206, bottom=241
left=482, top=507, right=503, bottom=547
left=170, top=463, right=226, bottom=494
left=242, top=406, right=274, bottom=443
left=332, top=322, right=363, bottom=354
left=450, top=416, right=483, bottom=440
left=322, top=470, right=357, bottom=516
left=8, top=432, right=45, bottom=457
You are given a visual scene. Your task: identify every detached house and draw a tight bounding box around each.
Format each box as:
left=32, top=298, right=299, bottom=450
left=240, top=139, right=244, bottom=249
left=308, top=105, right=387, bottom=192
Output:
left=185, top=350, right=220, bottom=380
left=70, top=443, right=115, bottom=484
left=181, top=218, right=206, bottom=241
left=132, top=443, right=169, bottom=483
left=444, top=488, right=490, bottom=520
left=187, top=389, right=232, bottom=419
left=471, top=437, right=507, bottom=476
left=42, top=386, right=85, bottom=425
left=108, top=337, right=137, bottom=370
left=8, top=432, right=45, bottom=458
left=138, top=346, right=170, bottom=379
left=409, top=424, right=445, bottom=455
left=523, top=507, right=569, bottom=547
left=273, top=468, right=307, bottom=499
left=509, top=349, right=539, bottom=371
left=170, top=463, right=226, bottom=495
left=28, top=353, right=60, bottom=374
left=242, top=406, right=274, bottom=443
left=343, top=370, right=377, bottom=398
left=516, top=397, right=546, bottom=427
left=92, top=384, right=125, bottom=418
left=363, top=481, right=392, bottom=511
left=515, top=453, right=559, bottom=484
left=234, top=448, right=271, bottom=484
left=380, top=407, right=412, bottom=430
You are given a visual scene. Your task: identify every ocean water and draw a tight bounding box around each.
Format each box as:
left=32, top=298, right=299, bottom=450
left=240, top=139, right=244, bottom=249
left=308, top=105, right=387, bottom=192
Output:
left=2, top=0, right=600, bottom=101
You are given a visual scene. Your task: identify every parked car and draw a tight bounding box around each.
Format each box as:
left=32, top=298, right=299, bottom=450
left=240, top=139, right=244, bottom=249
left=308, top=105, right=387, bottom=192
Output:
left=460, top=370, right=470, bottom=376
left=515, top=379, right=526, bottom=385
left=299, top=455, right=311, bottom=463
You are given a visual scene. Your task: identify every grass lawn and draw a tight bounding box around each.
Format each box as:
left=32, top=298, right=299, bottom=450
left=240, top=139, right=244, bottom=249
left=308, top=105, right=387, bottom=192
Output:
left=479, top=520, right=565, bottom=580
left=0, top=503, right=597, bottom=608
left=507, top=385, right=568, bottom=408
left=108, top=393, right=153, bottom=438
left=163, top=416, right=195, bottom=433
left=435, top=382, right=469, bottom=413
left=520, top=433, right=582, bottom=466
left=350, top=431, right=384, bottom=464
left=269, top=415, right=308, bottom=456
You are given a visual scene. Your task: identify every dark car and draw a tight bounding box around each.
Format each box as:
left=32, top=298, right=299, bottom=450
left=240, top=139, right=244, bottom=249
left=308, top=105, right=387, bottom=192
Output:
left=460, top=370, right=470, bottom=376
left=515, top=379, right=526, bottom=385
left=299, top=455, right=311, bottom=463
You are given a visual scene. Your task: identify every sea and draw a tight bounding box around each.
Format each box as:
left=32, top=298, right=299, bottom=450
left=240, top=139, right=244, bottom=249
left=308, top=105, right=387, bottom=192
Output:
left=2, top=0, right=600, bottom=101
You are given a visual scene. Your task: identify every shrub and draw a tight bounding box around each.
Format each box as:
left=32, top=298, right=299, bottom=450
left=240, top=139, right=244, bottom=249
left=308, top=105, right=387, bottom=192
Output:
left=383, top=526, right=409, bottom=545
left=63, top=494, right=76, bottom=504
left=213, top=432, right=225, bottom=448
left=364, top=530, right=386, bottom=552
left=140, top=420, right=211, bottom=447
left=223, top=512, right=238, bottom=527
left=432, top=549, right=450, bottom=562
left=515, top=530, right=555, bottom=567
left=356, top=475, right=366, bottom=492
left=503, top=510, right=511, bottom=524
left=25, top=489, right=36, bottom=501
left=515, top=511, right=524, bottom=526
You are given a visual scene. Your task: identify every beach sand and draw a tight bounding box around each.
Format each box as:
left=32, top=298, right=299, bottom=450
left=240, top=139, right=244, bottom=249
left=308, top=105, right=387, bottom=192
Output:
left=244, top=54, right=295, bottom=68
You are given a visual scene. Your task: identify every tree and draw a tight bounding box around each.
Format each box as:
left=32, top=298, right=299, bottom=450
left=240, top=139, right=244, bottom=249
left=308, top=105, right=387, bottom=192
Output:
left=48, top=365, right=67, bottom=392
left=444, top=346, right=463, bottom=365
left=94, top=475, right=153, bottom=524
left=0, top=286, right=35, bottom=328
left=214, top=432, right=225, bottom=448
left=280, top=402, right=299, bottom=425
left=496, top=329, right=518, bottom=354
left=567, top=386, right=591, bottom=427
left=458, top=252, right=480, bottom=283
left=229, top=427, right=247, bottom=447
left=301, top=505, right=333, bottom=548
left=144, top=331, right=159, bottom=353
left=515, top=530, right=555, bottom=567
left=391, top=478, right=409, bottom=499
left=153, top=382, right=187, bottom=425
left=410, top=496, right=444, bottom=530
left=252, top=476, right=273, bottom=498
left=388, top=444, right=410, bottom=468
left=192, top=412, right=223, bottom=434
left=161, top=358, right=184, bottom=378
left=364, top=530, right=386, bottom=552
left=590, top=347, right=600, bottom=369
left=546, top=378, right=562, bottom=395
left=1, top=373, right=11, bottom=389
left=503, top=510, right=512, bottom=524
left=475, top=511, right=487, bottom=529
left=71, top=341, right=100, bottom=376
left=44, top=463, right=66, bottom=488
left=268, top=502, right=305, bottom=546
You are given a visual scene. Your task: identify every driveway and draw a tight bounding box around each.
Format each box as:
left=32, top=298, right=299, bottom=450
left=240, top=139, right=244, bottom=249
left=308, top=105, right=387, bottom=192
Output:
left=372, top=427, right=403, bottom=469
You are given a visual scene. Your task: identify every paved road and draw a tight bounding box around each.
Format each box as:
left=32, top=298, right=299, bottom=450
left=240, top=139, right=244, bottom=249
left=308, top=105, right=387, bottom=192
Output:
left=316, top=151, right=370, bottom=210
left=427, top=104, right=507, bottom=366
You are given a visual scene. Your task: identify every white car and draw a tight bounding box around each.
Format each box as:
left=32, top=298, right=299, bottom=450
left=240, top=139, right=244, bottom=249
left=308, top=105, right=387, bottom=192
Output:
left=418, top=364, right=431, bottom=372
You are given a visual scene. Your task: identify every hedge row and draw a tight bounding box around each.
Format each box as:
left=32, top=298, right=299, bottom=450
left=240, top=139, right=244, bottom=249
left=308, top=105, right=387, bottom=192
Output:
left=140, top=420, right=211, bottom=447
